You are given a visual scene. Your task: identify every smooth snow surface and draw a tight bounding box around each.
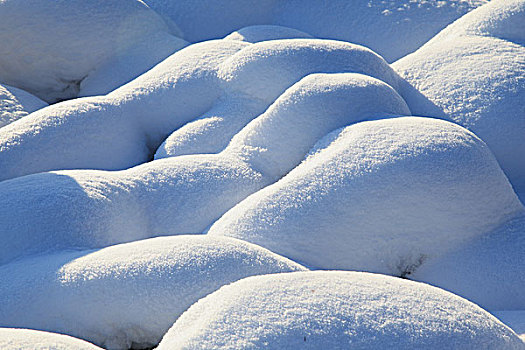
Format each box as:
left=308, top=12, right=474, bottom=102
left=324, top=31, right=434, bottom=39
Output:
left=143, top=0, right=486, bottom=62
left=157, top=271, right=524, bottom=350
left=0, top=236, right=305, bottom=349
left=0, top=329, right=102, bottom=350
left=393, top=0, right=525, bottom=195
left=0, top=73, right=409, bottom=266
left=209, top=117, right=523, bottom=275
left=0, top=84, right=47, bottom=128
left=0, top=0, right=173, bottom=103
left=494, top=311, right=525, bottom=341
left=412, top=215, right=525, bottom=310
left=224, top=25, right=313, bottom=43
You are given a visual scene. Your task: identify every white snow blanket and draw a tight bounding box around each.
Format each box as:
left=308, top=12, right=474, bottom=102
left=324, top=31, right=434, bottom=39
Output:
left=157, top=271, right=524, bottom=349
left=0, top=84, right=47, bottom=128
left=0, top=236, right=305, bottom=349
left=0, top=329, right=102, bottom=350
left=393, top=0, right=525, bottom=195
left=209, top=117, right=523, bottom=274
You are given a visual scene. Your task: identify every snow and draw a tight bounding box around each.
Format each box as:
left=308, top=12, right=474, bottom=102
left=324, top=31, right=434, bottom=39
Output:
left=0, top=72, right=409, bottom=266
left=78, top=32, right=189, bottom=97
left=142, top=0, right=486, bottom=62
left=0, top=0, right=173, bottom=103
left=393, top=0, right=525, bottom=196
left=0, top=329, right=102, bottom=350
left=411, top=215, right=525, bottom=311
left=493, top=311, right=525, bottom=342
left=158, top=271, right=524, bottom=349
left=0, top=84, right=47, bottom=128
left=155, top=39, right=406, bottom=160
left=0, top=236, right=305, bottom=349
left=209, top=117, right=523, bottom=275
left=224, top=25, right=313, bottom=43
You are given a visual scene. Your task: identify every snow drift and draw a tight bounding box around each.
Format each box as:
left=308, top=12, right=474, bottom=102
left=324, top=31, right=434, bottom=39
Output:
left=0, top=72, right=409, bottom=265
left=0, top=0, right=174, bottom=103
left=393, top=0, right=525, bottom=195
left=0, top=84, right=47, bottom=128
left=157, top=271, right=524, bottom=349
left=0, top=329, right=102, bottom=350
left=0, top=236, right=305, bottom=349
left=223, top=25, right=313, bottom=43
left=209, top=117, right=523, bottom=275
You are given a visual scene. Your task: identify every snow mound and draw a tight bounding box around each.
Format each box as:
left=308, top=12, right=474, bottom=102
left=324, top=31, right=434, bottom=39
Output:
left=494, top=311, right=525, bottom=341
left=0, top=84, right=47, bottom=128
left=209, top=117, right=523, bottom=275
left=0, top=72, right=409, bottom=265
left=411, top=214, right=525, bottom=310
left=143, top=0, right=486, bottom=62
left=0, top=0, right=173, bottom=103
left=224, top=25, right=313, bottom=43
left=0, top=329, right=102, bottom=350
left=0, top=236, right=304, bottom=349
left=78, top=32, right=189, bottom=97
left=155, top=39, right=406, bottom=160
left=393, top=0, right=525, bottom=195
left=157, top=271, right=524, bottom=349
left=0, top=40, right=249, bottom=182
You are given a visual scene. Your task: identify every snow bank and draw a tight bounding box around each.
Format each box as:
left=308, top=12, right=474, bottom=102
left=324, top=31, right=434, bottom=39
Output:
left=209, top=117, right=523, bottom=275
left=224, top=25, right=313, bottom=43
left=494, top=311, right=525, bottom=341
left=0, top=84, right=47, bottom=128
left=158, top=271, right=524, bottom=349
left=0, top=40, right=249, bottom=182
left=143, top=0, right=485, bottom=62
left=393, top=0, right=525, bottom=195
left=0, top=72, right=409, bottom=265
left=0, top=329, right=102, bottom=350
left=0, top=236, right=304, bottom=348
left=0, top=0, right=173, bottom=103
left=78, top=32, right=189, bottom=97
left=155, top=39, right=406, bottom=159
left=411, top=214, right=525, bottom=310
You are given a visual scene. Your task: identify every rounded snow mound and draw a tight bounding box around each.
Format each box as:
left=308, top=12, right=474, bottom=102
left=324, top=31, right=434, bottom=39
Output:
left=0, top=329, right=102, bottom=350
left=218, top=39, right=401, bottom=105
left=224, top=25, right=313, bottom=43
left=0, top=84, right=47, bottom=128
left=412, top=214, right=525, bottom=311
left=157, top=271, right=524, bottom=349
left=209, top=117, right=523, bottom=275
left=0, top=236, right=305, bottom=349
left=0, top=0, right=172, bottom=102
left=225, top=72, right=410, bottom=179
left=393, top=0, right=525, bottom=195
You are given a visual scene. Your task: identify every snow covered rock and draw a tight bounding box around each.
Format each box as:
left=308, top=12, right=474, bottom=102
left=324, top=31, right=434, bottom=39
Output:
left=0, top=84, right=47, bottom=128
left=0, top=40, right=249, bottom=182
left=209, top=117, right=523, bottom=275
left=0, top=236, right=305, bottom=349
left=0, top=72, right=409, bottom=265
left=0, top=329, right=102, bottom=350
left=0, top=0, right=173, bottom=103
left=393, top=0, right=525, bottom=195
left=157, top=271, right=524, bottom=349
left=78, top=32, right=189, bottom=97
left=224, top=25, right=313, bottom=43
left=155, top=39, right=407, bottom=159
left=411, top=214, right=525, bottom=311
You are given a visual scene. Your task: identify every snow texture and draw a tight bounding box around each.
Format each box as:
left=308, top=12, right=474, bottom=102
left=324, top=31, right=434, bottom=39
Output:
left=0, top=72, right=409, bottom=266
left=209, top=117, right=523, bottom=275
left=494, top=311, right=525, bottom=341
left=393, top=0, right=525, bottom=195
left=411, top=214, right=525, bottom=311
left=224, top=25, right=313, bottom=43
left=157, top=271, right=524, bottom=350
left=0, top=329, right=102, bottom=350
left=0, top=0, right=173, bottom=103
left=143, top=0, right=486, bottom=62
left=0, top=236, right=305, bottom=349
left=155, top=39, right=406, bottom=160
left=0, top=84, right=47, bottom=128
